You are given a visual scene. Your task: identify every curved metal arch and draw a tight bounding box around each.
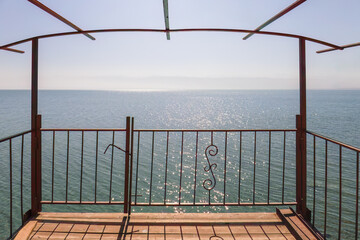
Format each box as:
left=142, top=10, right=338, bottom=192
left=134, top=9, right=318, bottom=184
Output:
left=0, top=28, right=343, bottom=50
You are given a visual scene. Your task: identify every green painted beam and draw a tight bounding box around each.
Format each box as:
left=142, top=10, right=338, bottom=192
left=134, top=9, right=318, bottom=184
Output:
left=162, top=0, right=170, bottom=40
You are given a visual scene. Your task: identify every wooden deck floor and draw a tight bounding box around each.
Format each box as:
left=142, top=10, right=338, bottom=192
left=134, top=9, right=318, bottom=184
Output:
left=15, top=209, right=321, bottom=240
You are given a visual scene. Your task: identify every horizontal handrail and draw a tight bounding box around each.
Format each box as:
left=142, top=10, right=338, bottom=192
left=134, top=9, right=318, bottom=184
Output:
left=0, top=130, right=32, bottom=239
left=307, top=130, right=360, bottom=152
left=0, top=130, right=31, bottom=143
left=41, top=200, right=124, bottom=205
left=131, top=202, right=297, bottom=207
left=42, top=128, right=296, bottom=132
left=307, top=131, right=359, bottom=239
left=41, top=128, right=126, bottom=132
left=134, top=129, right=296, bottom=132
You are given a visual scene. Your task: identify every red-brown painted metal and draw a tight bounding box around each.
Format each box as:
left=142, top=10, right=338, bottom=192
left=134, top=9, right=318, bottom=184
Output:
left=124, top=117, right=131, bottom=213
left=134, top=129, right=296, bottom=132
left=1, top=47, right=25, bottom=54
left=27, top=0, right=95, bottom=41
left=317, top=41, right=360, bottom=53
left=41, top=201, right=124, bottom=205
left=132, top=129, right=295, bottom=207
left=0, top=130, right=31, bottom=143
left=356, top=152, right=359, bottom=240
left=306, top=130, right=360, bottom=152
left=296, top=38, right=309, bottom=220
left=307, top=131, right=360, bottom=239
left=31, top=38, right=42, bottom=216
left=0, top=28, right=343, bottom=50
left=128, top=117, right=135, bottom=213
left=9, top=139, right=13, bottom=235
left=243, top=0, right=306, bottom=40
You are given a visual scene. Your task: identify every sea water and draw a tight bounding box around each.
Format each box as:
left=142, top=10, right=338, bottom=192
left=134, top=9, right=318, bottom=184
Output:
left=0, top=90, right=359, bottom=239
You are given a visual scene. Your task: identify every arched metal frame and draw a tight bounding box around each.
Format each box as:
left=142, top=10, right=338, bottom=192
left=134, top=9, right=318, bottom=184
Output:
left=0, top=28, right=344, bottom=50
left=0, top=27, right=328, bottom=220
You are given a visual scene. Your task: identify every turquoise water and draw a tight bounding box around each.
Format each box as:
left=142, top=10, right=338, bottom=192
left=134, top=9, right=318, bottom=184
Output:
left=0, top=90, right=359, bottom=239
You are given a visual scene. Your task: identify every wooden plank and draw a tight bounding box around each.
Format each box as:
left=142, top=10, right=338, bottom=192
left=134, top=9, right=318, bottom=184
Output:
left=277, top=209, right=323, bottom=240
left=196, top=226, right=214, bottom=240
left=14, top=211, right=319, bottom=239
left=36, top=212, right=282, bottom=225
left=213, top=225, right=234, bottom=239
left=229, top=225, right=252, bottom=240
left=13, top=220, right=37, bottom=240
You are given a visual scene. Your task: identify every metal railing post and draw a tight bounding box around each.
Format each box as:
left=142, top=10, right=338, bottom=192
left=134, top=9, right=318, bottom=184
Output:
left=31, top=114, right=42, bottom=215
left=31, top=37, right=42, bottom=216
left=296, top=37, right=310, bottom=221
left=124, top=116, right=131, bottom=213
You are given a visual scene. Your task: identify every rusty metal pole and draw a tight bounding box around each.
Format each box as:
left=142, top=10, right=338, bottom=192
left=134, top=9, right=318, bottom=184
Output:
left=124, top=116, right=131, bottom=213
left=31, top=38, right=42, bottom=215
left=296, top=38, right=310, bottom=220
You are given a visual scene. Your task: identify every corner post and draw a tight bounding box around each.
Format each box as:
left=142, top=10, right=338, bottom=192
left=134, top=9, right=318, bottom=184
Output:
left=124, top=116, right=131, bottom=213
left=31, top=38, right=42, bottom=215
left=296, top=38, right=310, bottom=220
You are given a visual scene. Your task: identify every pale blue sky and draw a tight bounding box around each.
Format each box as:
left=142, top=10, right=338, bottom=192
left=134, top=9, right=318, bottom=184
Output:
left=0, top=0, right=359, bottom=90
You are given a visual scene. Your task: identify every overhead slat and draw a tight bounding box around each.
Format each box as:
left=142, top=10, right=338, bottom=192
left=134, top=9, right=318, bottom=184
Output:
left=317, top=42, right=360, bottom=53
left=162, top=0, right=170, bottom=40
left=243, top=0, right=306, bottom=40
left=28, top=0, right=95, bottom=41
left=1, top=47, right=24, bottom=54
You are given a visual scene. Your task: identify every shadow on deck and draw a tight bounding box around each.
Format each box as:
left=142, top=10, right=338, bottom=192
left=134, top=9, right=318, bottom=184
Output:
left=15, top=209, right=321, bottom=240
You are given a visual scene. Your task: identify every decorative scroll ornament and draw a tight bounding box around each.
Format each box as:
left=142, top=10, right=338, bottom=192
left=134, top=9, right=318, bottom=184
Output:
left=203, top=144, right=218, bottom=191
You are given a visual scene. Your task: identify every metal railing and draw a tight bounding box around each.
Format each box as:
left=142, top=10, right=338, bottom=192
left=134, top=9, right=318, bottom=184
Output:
left=38, top=127, right=297, bottom=208
left=131, top=129, right=297, bottom=207
left=0, top=130, right=31, bottom=239
left=307, top=131, right=359, bottom=239
left=1, top=121, right=359, bottom=239
left=40, top=128, right=127, bottom=205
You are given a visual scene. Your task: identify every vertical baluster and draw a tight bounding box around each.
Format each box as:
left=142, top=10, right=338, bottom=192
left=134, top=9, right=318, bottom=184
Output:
left=338, top=145, right=342, bottom=240
left=209, top=131, right=214, bottom=205
left=253, top=132, right=257, bottom=204
left=149, top=131, right=155, bottom=204
left=164, top=131, right=169, bottom=204
left=238, top=131, right=242, bottom=204
left=224, top=131, right=227, bottom=204
left=9, top=139, right=13, bottom=236
left=20, top=135, right=24, bottom=224
left=193, top=132, right=198, bottom=205
left=324, top=140, right=328, bottom=237
left=80, top=131, right=84, bottom=203
left=135, top=131, right=140, bottom=204
left=356, top=151, right=359, bottom=240
left=313, top=135, right=316, bottom=226
left=282, top=131, right=286, bottom=204
left=66, top=131, right=69, bottom=203
left=268, top=131, right=271, bottom=204
left=51, top=131, right=55, bottom=203
left=179, top=131, right=184, bottom=204
left=109, top=131, right=115, bottom=203
left=94, top=131, right=99, bottom=203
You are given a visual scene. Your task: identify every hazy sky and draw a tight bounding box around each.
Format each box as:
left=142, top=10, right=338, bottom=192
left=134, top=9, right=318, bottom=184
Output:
left=0, top=0, right=359, bottom=90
